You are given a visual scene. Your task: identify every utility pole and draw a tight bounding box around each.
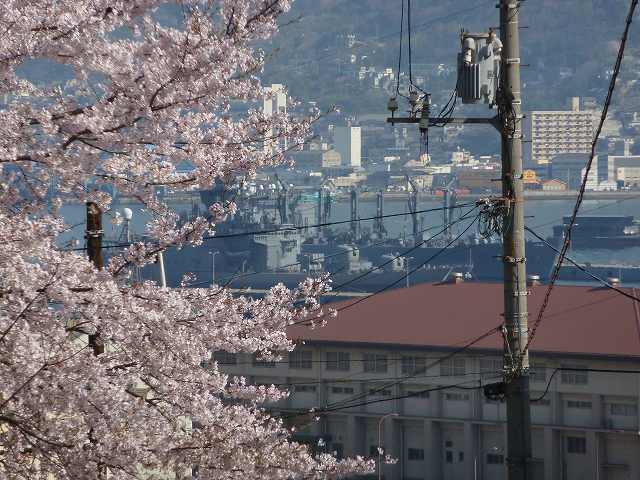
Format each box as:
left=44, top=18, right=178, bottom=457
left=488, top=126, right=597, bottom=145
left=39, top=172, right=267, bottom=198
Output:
left=86, top=201, right=103, bottom=269
left=86, top=201, right=104, bottom=357
left=385, top=1, right=532, bottom=477
left=499, top=2, right=532, bottom=479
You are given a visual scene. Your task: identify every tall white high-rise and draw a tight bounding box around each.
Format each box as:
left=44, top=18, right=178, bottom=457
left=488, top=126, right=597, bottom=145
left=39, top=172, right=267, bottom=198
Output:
left=263, top=84, right=287, bottom=154
left=334, top=126, right=361, bottom=168
left=263, top=83, right=286, bottom=117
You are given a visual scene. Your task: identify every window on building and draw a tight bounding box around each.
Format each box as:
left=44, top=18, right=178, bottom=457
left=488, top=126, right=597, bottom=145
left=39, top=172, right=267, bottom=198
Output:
left=445, top=451, right=453, bottom=463
left=440, top=358, right=466, bottom=377
left=458, top=452, right=464, bottom=462
left=567, top=400, right=592, bottom=409
left=294, top=385, right=317, bottom=393
left=401, top=356, right=426, bottom=375
left=610, top=403, right=638, bottom=416
left=363, top=353, right=388, bottom=373
left=445, top=440, right=453, bottom=448
left=289, top=350, right=312, bottom=369
left=326, top=352, right=350, bottom=371
left=529, top=363, right=547, bottom=383
left=407, top=389, right=430, bottom=399
left=566, top=436, right=586, bottom=454
left=487, top=453, right=505, bottom=464
left=368, top=386, right=392, bottom=397
left=252, top=354, right=276, bottom=368
left=331, top=386, right=355, bottom=395
left=480, top=358, right=503, bottom=379
left=212, top=351, right=237, bottom=365
left=445, top=392, right=469, bottom=402
left=408, top=448, right=425, bottom=461
left=561, top=366, right=588, bottom=385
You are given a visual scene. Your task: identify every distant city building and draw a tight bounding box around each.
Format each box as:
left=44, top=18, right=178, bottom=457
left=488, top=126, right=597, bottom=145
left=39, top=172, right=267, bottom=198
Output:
left=263, top=84, right=287, bottom=154
left=550, top=153, right=598, bottom=190
left=456, top=167, right=499, bottom=193
left=263, top=83, right=286, bottom=116
left=334, top=126, right=362, bottom=168
left=525, top=97, right=596, bottom=167
left=324, top=172, right=366, bottom=189
left=522, top=169, right=540, bottom=189
left=605, top=154, right=640, bottom=186
left=450, top=149, right=474, bottom=165
left=321, top=149, right=342, bottom=168
left=541, top=178, right=567, bottom=191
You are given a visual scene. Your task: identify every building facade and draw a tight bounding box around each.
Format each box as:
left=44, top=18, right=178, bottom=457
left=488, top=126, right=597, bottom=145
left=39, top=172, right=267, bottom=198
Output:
left=525, top=97, right=596, bottom=168
left=214, top=282, right=640, bottom=480
left=334, top=126, right=362, bottom=168
left=263, top=83, right=287, bottom=154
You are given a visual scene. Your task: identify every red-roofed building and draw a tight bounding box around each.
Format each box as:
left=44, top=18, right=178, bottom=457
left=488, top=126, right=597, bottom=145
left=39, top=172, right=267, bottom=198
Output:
left=213, top=282, right=640, bottom=480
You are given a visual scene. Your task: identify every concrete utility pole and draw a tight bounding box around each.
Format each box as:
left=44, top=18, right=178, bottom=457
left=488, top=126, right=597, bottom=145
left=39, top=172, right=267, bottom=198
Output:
left=386, top=3, right=531, bottom=477
left=499, top=3, right=532, bottom=479
left=86, top=201, right=103, bottom=269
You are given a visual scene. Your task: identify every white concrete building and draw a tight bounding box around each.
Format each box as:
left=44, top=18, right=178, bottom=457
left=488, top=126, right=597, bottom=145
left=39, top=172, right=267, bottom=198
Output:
left=263, top=83, right=287, bottom=154
left=526, top=97, right=596, bottom=167
left=214, top=282, right=640, bottom=480
left=334, top=126, right=362, bottom=168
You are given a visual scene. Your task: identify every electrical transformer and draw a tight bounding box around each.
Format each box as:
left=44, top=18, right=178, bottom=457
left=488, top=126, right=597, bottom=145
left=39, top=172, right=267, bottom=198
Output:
left=456, top=29, right=502, bottom=105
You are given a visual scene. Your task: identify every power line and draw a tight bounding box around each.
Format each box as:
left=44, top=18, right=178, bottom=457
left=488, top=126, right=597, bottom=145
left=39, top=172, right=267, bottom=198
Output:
left=320, top=323, right=501, bottom=413
left=271, top=369, right=504, bottom=387
left=529, top=192, right=640, bottom=230
left=64, top=202, right=476, bottom=252
left=191, top=211, right=476, bottom=288
left=320, top=379, right=491, bottom=415
left=280, top=365, right=640, bottom=422
left=282, top=376, right=499, bottom=422
left=526, top=0, right=639, bottom=354
left=524, top=225, right=640, bottom=304
left=325, top=206, right=479, bottom=296
left=531, top=367, right=640, bottom=402
left=290, top=210, right=481, bottom=327
left=395, top=0, right=405, bottom=97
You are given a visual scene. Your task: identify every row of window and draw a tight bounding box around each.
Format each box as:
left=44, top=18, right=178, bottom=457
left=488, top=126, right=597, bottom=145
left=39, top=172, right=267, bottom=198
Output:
left=379, top=438, right=587, bottom=464
left=214, top=351, right=592, bottom=386
left=293, top=385, right=637, bottom=418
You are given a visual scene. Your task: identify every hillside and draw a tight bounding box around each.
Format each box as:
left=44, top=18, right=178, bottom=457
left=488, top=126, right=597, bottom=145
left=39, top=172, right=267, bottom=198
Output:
left=262, top=0, right=640, bottom=115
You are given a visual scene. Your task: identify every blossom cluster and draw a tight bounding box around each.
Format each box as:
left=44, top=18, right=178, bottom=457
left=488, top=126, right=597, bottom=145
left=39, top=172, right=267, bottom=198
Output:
left=0, top=2, right=373, bottom=479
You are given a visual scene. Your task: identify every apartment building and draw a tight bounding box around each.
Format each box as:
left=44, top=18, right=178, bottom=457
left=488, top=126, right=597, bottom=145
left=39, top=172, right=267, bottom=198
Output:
left=214, top=281, right=640, bottom=480
left=525, top=97, right=596, bottom=171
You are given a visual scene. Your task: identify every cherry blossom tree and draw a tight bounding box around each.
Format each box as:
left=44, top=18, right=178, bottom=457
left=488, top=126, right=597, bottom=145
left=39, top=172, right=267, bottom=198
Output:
left=0, top=1, right=372, bottom=479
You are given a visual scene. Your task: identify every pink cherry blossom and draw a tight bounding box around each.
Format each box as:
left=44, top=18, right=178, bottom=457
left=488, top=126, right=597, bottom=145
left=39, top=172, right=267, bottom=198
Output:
left=0, top=2, right=373, bottom=479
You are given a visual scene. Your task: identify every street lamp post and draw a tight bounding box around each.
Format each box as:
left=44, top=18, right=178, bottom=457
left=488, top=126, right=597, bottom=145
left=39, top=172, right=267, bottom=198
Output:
left=404, top=257, right=414, bottom=288
left=377, top=412, right=398, bottom=480
left=208, top=250, right=220, bottom=285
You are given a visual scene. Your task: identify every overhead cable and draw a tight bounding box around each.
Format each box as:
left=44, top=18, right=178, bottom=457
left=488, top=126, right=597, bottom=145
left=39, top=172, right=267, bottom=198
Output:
left=524, top=226, right=640, bottom=304
left=531, top=367, right=640, bottom=402
left=290, top=210, right=481, bottom=327
left=526, top=0, right=639, bottom=354
left=191, top=212, right=475, bottom=288
left=64, top=202, right=476, bottom=252
left=320, top=323, right=501, bottom=412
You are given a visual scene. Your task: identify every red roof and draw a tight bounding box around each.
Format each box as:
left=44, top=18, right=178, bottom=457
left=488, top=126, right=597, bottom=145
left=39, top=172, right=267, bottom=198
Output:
left=287, top=282, right=640, bottom=359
